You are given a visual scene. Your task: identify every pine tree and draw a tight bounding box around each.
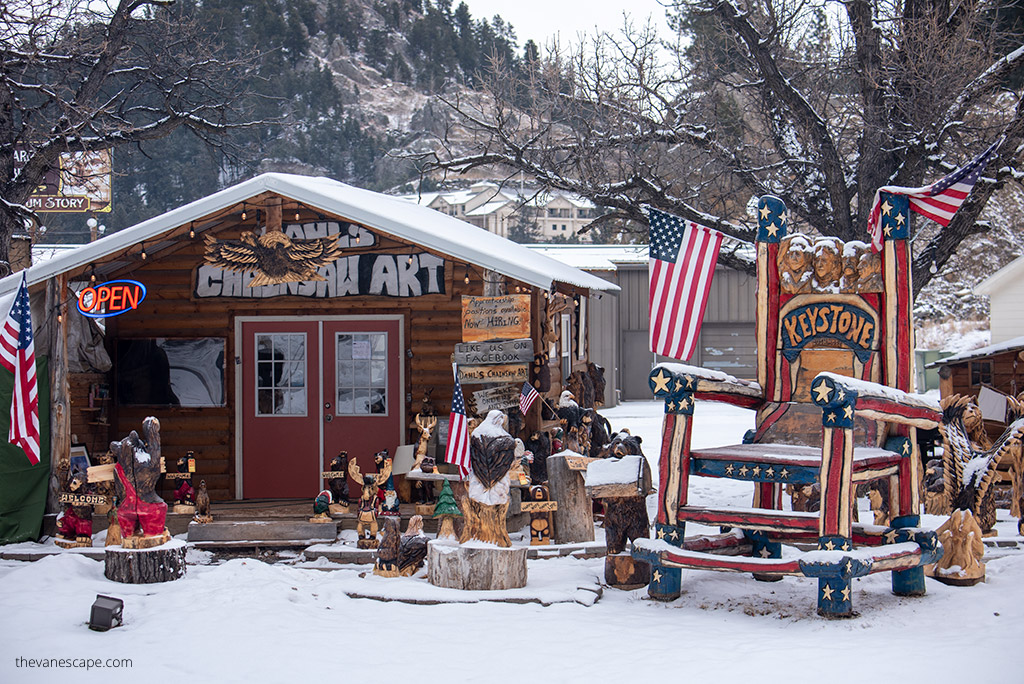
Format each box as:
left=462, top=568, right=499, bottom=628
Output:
left=433, top=480, right=462, bottom=540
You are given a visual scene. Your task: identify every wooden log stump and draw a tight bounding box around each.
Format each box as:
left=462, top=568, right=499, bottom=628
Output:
left=427, top=539, right=527, bottom=590
left=547, top=454, right=594, bottom=544
left=605, top=551, right=651, bottom=590
left=105, top=539, right=187, bottom=584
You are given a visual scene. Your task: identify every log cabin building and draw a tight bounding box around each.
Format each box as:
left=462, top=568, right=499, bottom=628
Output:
left=0, top=173, right=618, bottom=510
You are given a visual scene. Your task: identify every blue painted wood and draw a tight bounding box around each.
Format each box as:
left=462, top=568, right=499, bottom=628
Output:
left=691, top=458, right=819, bottom=485
left=817, top=576, right=853, bottom=618
left=648, top=564, right=682, bottom=601
left=890, top=513, right=931, bottom=596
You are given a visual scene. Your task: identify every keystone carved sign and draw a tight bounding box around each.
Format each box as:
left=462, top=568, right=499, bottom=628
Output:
left=780, top=301, right=877, bottom=363
left=195, top=222, right=446, bottom=299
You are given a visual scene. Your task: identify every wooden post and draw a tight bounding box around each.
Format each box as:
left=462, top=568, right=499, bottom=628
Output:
left=755, top=196, right=786, bottom=402
left=265, top=196, right=282, bottom=232
left=47, top=274, right=70, bottom=515
left=546, top=454, right=594, bottom=544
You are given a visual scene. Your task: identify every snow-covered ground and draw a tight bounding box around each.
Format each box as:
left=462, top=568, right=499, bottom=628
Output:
left=1, top=401, right=1022, bottom=683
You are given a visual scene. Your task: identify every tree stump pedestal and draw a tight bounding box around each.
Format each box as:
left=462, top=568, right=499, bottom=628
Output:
left=547, top=454, right=595, bottom=544
left=104, top=539, right=187, bottom=584
left=427, top=539, right=527, bottom=590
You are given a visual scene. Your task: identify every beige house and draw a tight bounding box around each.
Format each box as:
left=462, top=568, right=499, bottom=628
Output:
left=975, top=254, right=1024, bottom=344
left=403, top=182, right=601, bottom=241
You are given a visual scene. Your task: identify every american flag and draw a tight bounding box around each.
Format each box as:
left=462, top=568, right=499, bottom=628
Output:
left=868, top=140, right=1000, bottom=251
left=0, top=273, right=40, bottom=465
left=647, top=208, right=723, bottom=361
left=519, top=381, right=539, bottom=414
left=444, top=363, right=471, bottom=479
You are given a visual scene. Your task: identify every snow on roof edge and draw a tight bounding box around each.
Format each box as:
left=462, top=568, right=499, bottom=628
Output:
left=0, top=173, right=619, bottom=298
left=925, top=334, right=1024, bottom=367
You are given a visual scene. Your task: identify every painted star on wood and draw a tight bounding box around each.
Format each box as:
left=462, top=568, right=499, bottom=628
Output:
left=657, top=528, right=666, bottom=539
left=725, top=464, right=735, bottom=475
left=779, top=212, right=787, bottom=224
left=759, top=547, right=771, bottom=558
left=738, top=465, right=749, bottom=477
left=765, top=222, right=780, bottom=237
left=823, top=540, right=836, bottom=551
left=895, top=212, right=905, bottom=226
left=884, top=529, right=898, bottom=544
left=843, top=405, right=854, bottom=420
left=845, top=560, right=853, bottom=575
left=884, top=223, right=893, bottom=237
left=841, top=541, right=850, bottom=551
left=826, top=412, right=836, bottom=423
left=759, top=205, right=771, bottom=221
left=652, top=370, right=671, bottom=394
left=752, top=465, right=761, bottom=477
left=669, top=529, right=679, bottom=540
left=780, top=468, right=789, bottom=479
left=881, top=200, right=893, bottom=216
left=652, top=569, right=664, bottom=583
left=821, top=583, right=834, bottom=601
left=765, top=466, right=775, bottom=477
left=667, top=401, right=676, bottom=412
left=674, top=380, right=684, bottom=392
left=813, top=380, right=833, bottom=403
left=902, top=441, right=911, bottom=455
left=841, top=586, right=851, bottom=602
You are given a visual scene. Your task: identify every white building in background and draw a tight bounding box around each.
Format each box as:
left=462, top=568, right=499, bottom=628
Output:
left=974, top=253, right=1024, bottom=344
left=400, top=182, right=602, bottom=241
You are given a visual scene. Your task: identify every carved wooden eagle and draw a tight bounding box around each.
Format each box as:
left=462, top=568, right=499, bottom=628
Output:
left=203, top=231, right=342, bottom=287
left=470, top=410, right=518, bottom=489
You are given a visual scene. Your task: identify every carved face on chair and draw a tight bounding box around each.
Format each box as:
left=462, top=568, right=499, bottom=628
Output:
left=812, top=239, right=843, bottom=291
left=779, top=237, right=812, bottom=294
left=857, top=250, right=883, bottom=292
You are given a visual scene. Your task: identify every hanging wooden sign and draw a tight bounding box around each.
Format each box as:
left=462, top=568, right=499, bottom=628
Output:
left=461, top=295, right=531, bottom=342
left=471, top=384, right=521, bottom=413
left=457, top=364, right=529, bottom=385
left=58, top=492, right=108, bottom=506
left=454, top=338, right=534, bottom=365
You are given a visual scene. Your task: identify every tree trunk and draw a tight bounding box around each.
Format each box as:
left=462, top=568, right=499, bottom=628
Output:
left=104, top=539, right=186, bottom=584
left=47, top=275, right=70, bottom=514
left=547, top=454, right=595, bottom=544
left=427, top=539, right=527, bottom=590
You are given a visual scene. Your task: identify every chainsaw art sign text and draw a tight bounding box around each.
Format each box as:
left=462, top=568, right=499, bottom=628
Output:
left=457, top=364, right=530, bottom=385
left=461, top=295, right=531, bottom=343
left=195, top=222, right=445, bottom=298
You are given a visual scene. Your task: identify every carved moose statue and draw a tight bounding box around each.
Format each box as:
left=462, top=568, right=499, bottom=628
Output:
left=348, top=457, right=393, bottom=549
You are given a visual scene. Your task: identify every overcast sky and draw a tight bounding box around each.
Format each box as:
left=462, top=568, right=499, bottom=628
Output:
left=462, top=1, right=672, bottom=50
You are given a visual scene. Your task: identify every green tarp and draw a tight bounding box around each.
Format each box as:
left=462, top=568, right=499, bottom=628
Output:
left=0, top=356, right=51, bottom=545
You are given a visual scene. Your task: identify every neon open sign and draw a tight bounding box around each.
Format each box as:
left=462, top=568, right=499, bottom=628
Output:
left=77, top=280, right=147, bottom=318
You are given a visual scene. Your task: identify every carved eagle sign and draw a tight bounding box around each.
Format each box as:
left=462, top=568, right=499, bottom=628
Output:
left=203, top=230, right=342, bottom=287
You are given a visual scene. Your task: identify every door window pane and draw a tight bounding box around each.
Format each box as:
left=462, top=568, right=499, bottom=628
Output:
left=256, top=333, right=307, bottom=416
left=336, top=332, right=387, bottom=415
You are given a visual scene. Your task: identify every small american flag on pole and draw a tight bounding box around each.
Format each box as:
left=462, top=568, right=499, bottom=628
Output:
left=519, top=382, right=539, bottom=414
left=647, top=207, right=723, bottom=361
left=444, top=363, right=471, bottom=479
left=868, top=139, right=1000, bottom=251
left=0, top=273, right=40, bottom=465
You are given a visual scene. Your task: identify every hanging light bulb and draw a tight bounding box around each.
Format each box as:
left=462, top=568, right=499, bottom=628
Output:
left=464, top=274, right=470, bottom=285
left=241, top=206, right=247, bottom=221
left=90, top=269, right=96, bottom=284
left=930, top=261, right=938, bottom=274
left=140, top=243, right=147, bottom=261
left=188, top=223, right=196, bottom=239
left=295, top=208, right=301, bottom=221
left=407, top=255, right=414, bottom=265
left=355, top=233, right=361, bottom=244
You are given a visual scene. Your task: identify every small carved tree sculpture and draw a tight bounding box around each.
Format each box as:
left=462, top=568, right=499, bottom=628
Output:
left=930, top=509, right=986, bottom=586
left=433, top=480, right=462, bottom=540
left=461, top=410, right=518, bottom=547
left=349, top=457, right=392, bottom=548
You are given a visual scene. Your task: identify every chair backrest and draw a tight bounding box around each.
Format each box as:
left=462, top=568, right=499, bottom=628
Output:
left=752, top=195, right=916, bottom=447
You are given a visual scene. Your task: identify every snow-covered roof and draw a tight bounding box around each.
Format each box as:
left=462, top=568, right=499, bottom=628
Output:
left=974, top=253, right=1024, bottom=295
left=465, top=200, right=510, bottom=217
left=925, top=334, right=1024, bottom=367
left=526, top=245, right=649, bottom=271
left=0, top=173, right=618, bottom=301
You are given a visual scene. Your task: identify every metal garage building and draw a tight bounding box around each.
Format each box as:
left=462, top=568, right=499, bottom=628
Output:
left=527, top=245, right=756, bottom=404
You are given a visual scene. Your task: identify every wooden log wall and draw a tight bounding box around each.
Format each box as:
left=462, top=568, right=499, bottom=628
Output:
left=84, top=202, right=590, bottom=500
left=68, top=372, right=112, bottom=460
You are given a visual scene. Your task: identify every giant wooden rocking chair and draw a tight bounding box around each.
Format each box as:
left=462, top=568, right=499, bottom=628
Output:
left=632, top=195, right=943, bottom=617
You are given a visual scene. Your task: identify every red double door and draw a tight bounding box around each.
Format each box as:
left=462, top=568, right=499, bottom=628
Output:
left=239, top=317, right=403, bottom=499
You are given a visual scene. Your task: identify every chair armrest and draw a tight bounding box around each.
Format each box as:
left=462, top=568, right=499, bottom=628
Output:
left=650, top=363, right=764, bottom=410
left=811, top=372, right=941, bottom=429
